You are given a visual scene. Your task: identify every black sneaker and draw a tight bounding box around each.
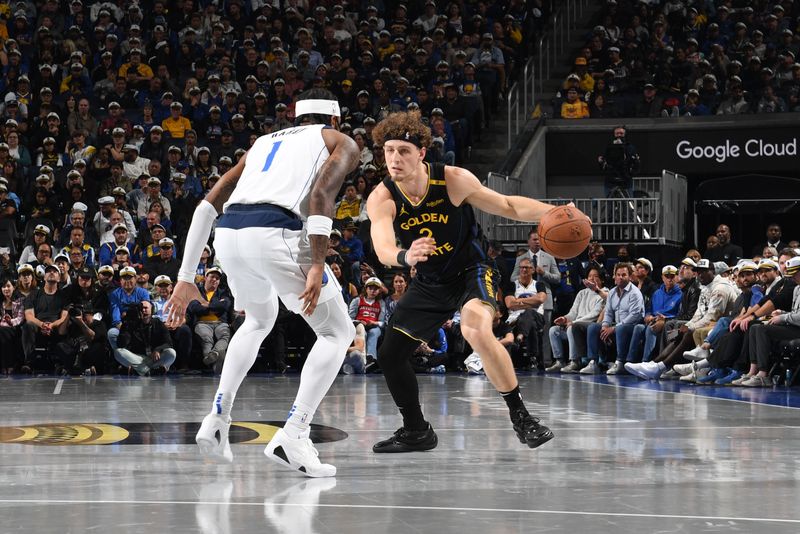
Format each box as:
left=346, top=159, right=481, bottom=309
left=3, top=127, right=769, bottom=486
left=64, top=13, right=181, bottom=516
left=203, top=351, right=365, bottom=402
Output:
left=364, top=356, right=381, bottom=374
left=511, top=410, right=554, bottom=449
left=373, top=423, right=438, bottom=453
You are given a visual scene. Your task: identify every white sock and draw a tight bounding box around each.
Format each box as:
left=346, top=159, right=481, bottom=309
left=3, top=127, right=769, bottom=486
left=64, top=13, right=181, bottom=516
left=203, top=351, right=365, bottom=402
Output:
left=211, top=391, right=235, bottom=418
left=283, top=298, right=354, bottom=440
left=284, top=401, right=315, bottom=439
left=696, top=359, right=710, bottom=370
left=211, top=300, right=278, bottom=419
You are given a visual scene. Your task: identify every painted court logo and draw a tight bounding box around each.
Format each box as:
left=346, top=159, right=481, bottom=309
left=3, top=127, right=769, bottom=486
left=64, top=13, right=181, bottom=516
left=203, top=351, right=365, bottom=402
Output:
left=0, top=421, right=347, bottom=446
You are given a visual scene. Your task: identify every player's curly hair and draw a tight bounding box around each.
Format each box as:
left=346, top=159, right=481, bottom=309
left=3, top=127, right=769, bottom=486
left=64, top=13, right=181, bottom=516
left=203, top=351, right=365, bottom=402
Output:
left=371, top=110, right=433, bottom=149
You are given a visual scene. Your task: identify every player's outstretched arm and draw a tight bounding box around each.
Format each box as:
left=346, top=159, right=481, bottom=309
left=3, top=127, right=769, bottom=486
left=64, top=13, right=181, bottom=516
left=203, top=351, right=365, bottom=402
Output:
left=300, top=129, right=360, bottom=315
left=164, top=153, right=248, bottom=327
left=446, top=166, right=555, bottom=223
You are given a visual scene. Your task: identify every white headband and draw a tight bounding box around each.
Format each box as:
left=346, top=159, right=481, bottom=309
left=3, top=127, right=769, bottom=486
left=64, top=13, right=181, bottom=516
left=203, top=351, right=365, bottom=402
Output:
left=295, top=99, right=341, bottom=118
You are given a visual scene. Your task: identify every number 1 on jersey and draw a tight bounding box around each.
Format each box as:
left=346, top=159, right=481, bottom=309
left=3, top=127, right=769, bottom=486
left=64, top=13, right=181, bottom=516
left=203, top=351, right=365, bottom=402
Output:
left=261, top=141, right=283, bottom=172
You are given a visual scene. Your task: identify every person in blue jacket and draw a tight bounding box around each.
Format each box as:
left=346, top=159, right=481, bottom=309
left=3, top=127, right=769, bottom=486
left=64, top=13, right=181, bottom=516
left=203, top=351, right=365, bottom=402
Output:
left=107, top=265, right=151, bottom=350
left=629, top=264, right=683, bottom=362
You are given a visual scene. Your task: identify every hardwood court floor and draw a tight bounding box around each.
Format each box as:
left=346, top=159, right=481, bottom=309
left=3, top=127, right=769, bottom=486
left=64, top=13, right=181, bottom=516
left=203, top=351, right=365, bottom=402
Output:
left=1, top=372, right=799, bottom=533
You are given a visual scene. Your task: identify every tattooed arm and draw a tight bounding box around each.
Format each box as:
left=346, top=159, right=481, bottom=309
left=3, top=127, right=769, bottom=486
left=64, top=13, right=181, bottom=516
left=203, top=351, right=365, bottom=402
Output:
left=299, top=129, right=360, bottom=314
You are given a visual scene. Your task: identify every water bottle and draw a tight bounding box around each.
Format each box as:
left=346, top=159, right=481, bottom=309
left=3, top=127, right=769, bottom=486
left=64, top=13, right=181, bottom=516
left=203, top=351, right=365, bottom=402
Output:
left=786, top=368, right=793, bottom=386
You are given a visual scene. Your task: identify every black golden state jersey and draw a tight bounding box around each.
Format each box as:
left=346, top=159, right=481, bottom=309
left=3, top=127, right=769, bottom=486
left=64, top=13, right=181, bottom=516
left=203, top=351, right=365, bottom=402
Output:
left=383, top=162, right=486, bottom=279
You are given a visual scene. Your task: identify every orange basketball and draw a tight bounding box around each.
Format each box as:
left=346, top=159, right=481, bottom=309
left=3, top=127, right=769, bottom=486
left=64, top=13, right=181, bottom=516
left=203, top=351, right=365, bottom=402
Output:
left=538, top=205, right=593, bottom=259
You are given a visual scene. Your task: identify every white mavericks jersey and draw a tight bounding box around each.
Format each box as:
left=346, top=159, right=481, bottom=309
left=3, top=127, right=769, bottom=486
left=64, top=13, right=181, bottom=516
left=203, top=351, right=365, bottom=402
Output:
left=224, top=124, right=329, bottom=219
left=506, top=279, right=545, bottom=324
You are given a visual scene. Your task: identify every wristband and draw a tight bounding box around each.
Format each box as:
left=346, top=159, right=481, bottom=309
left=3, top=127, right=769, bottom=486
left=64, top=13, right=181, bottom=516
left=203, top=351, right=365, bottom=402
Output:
left=306, top=215, right=333, bottom=237
left=397, top=249, right=409, bottom=267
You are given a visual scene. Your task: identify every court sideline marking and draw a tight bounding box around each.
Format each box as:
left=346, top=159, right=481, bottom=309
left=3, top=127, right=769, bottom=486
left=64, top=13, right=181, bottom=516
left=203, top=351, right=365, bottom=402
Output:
left=0, top=498, right=798, bottom=524
left=543, top=374, right=800, bottom=411
left=52, top=380, right=63, bottom=395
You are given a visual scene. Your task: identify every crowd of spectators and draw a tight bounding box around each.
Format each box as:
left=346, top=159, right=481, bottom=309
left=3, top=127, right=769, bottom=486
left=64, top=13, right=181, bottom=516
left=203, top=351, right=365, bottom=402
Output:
left=534, top=222, right=800, bottom=388
left=0, top=0, right=548, bottom=376
left=555, top=0, right=800, bottom=118
left=328, top=220, right=800, bottom=390
left=2, top=1, right=795, bottom=384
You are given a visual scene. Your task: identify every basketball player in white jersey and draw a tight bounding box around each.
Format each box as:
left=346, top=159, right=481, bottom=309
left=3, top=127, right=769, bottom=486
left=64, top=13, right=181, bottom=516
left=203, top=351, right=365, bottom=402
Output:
left=164, top=89, right=360, bottom=477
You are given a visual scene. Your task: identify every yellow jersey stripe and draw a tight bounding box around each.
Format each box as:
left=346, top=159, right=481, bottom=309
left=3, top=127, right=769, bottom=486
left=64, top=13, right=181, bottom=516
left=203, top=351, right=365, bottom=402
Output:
left=392, top=326, right=427, bottom=343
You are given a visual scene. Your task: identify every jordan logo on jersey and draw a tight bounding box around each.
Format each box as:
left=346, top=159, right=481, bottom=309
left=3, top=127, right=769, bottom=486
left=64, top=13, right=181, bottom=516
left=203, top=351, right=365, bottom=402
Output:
left=399, top=204, right=409, bottom=216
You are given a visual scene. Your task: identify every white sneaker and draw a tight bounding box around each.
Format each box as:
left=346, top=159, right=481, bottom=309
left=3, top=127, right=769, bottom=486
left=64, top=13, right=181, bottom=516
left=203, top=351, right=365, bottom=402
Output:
left=680, top=368, right=709, bottom=383
left=679, top=371, right=697, bottom=383
left=606, top=361, right=623, bottom=375
left=683, top=346, right=709, bottom=361
left=464, top=353, right=484, bottom=374
left=579, top=360, right=598, bottom=374
left=545, top=360, right=564, bottom=372
left=264, top=428, right=336, bottom=478
left=673, top=361, right=697, bottom=376
left=196, top=413, right=233, bottom=463
left=560, top=361, right=581, bottom=373
left=638, top=361, right=664, bottom=380
left=624, top=362, right=647, bottom=379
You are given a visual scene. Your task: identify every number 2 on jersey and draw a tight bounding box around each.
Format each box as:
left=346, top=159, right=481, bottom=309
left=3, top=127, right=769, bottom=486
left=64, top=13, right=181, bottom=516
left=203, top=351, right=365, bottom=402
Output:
left=261, top=141, right=283, bottom=172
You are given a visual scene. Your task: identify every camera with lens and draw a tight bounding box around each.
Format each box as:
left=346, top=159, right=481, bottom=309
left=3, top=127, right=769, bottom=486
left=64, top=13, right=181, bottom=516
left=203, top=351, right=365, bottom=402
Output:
left=68, top=304, right=84, bottom=317
left=123, top=301, right=145, bottom=324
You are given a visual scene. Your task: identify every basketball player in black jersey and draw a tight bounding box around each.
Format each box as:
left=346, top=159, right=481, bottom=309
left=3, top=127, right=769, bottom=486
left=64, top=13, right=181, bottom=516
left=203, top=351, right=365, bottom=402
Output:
left=367, top=111, right=582, bottom=452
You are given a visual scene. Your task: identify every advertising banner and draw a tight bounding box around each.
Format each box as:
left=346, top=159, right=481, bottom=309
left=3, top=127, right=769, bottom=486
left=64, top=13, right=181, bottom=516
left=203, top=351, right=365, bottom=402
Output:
left=546, top=123, right=799, bottom=176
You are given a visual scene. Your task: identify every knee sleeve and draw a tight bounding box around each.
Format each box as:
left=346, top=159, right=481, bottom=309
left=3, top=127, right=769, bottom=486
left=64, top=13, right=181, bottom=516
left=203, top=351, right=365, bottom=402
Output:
left=239, top=296, right=279, bottom=337
left=304, top=297, right=355, bottom=353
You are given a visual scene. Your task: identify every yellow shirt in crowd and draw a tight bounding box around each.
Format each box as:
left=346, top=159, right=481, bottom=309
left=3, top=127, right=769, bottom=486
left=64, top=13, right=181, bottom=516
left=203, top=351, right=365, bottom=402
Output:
left=335, top=198, right=362, bottom=220
left=198, top=290, right=221, bottom=322
left=162, top=116, right=193, bottom=138
left=561, top=100, right=589, bottom=119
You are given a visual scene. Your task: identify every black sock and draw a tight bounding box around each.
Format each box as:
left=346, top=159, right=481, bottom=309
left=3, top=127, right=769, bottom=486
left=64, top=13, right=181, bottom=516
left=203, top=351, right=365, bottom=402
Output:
left=500, top=386, right=526, bottom=413
left=378, top=328, right=430, bottom=431
left=399, top=406, right=427, bottom=431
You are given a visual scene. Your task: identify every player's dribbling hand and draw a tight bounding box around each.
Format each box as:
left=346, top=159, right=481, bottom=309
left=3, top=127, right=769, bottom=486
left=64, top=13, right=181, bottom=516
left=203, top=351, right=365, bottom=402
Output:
left=407, top=237, right=437, bottom=265
left=164, top=280, right=204, bottom=328
left=300, top=263, right=324, bottom=316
